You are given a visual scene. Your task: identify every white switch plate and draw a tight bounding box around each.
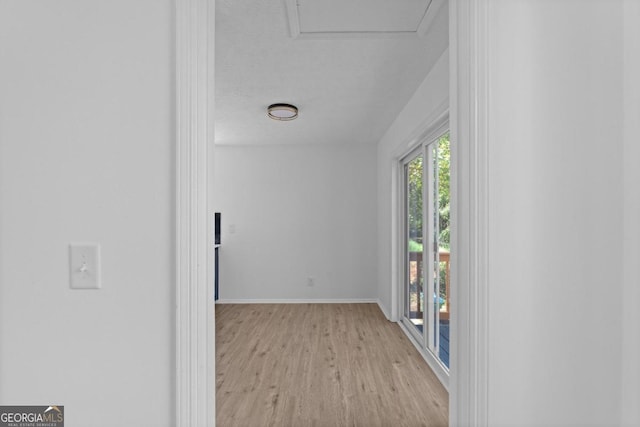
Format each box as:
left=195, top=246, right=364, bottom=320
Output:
left=69, top=243, right=101, bottom=289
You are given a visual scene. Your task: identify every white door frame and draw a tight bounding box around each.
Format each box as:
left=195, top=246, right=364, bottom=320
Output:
left=173, top=0, right=491, bottom=426
left=175, top=0, right=216, bottom=426
left=396, top=119, right=450, bottom=390
left=449, top=0, right=490, bottom=425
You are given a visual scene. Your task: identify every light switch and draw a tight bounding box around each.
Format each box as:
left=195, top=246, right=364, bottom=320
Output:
left=69, top=243, right=101, bottom=289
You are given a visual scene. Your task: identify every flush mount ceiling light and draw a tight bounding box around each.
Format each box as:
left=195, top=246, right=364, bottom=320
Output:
left=267, top=103, right=298, bottom=121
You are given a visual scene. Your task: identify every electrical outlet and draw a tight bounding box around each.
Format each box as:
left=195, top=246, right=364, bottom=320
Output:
left=69, top=243, right=101, bottom=289
left=307, top=277, right=315, bottom=287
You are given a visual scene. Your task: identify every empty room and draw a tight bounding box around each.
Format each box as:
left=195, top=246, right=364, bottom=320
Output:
left=213, top=0, right=451, bottom=425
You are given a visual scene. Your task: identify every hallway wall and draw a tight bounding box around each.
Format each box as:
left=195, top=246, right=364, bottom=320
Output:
left=0, top=2, right=174, bottom=425
left=483, top=1, right=624, bottom=424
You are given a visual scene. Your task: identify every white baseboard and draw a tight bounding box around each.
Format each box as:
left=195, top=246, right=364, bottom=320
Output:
left=376, top=299, right=393, bottom=321
left=215, top=298, right=377, bottom=304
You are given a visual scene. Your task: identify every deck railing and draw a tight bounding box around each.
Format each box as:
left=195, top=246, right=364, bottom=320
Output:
left=409, top=250, right=450, bottom=321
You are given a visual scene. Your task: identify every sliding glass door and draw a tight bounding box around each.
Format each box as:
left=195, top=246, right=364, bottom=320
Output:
left=402, top=132, right=451, bottom=370
left=404, top=153, right=425, bottom=336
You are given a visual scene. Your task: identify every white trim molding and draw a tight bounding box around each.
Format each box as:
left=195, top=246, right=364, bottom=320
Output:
left=216, top=298, right=377, bottom=304
left=285, top=0, right=444, bottom=40
left=416, top=0, right=446, bottom=38
left=400, top=100, right=449, bottom=155
left=450, top=0, right=490, bottom=426
left=176, top=0, right=215, bottom=426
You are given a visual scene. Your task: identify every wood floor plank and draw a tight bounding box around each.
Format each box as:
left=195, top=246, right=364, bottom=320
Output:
left=216, top=303, right=448, bottom=427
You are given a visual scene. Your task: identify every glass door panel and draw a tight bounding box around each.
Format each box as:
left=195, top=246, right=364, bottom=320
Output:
left=401, top=132, right=450, bottom=371
left=405, top=154, right=424, bottom=336
left=429, top=133, right=451, bottom=368
left=437, top=133, right=451, bottom=368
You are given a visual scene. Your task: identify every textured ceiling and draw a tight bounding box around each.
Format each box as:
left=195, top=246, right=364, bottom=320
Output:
left=215, top=0, right=448, bottom=146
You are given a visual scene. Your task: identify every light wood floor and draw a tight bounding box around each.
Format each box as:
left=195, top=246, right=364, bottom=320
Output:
left=216, top=303, right=448, bottom=427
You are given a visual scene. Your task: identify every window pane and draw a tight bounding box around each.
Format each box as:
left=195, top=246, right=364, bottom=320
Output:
left=437, top=133, right=450, bottom=368
left=406, top=155, right=424, bottom=334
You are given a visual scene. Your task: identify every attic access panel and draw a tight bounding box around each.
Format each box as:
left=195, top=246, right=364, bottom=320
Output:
left=287, top=0, right=438, bottom=38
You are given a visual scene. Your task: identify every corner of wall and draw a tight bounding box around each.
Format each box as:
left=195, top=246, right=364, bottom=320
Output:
left=376, top=299, right=393, bottom=321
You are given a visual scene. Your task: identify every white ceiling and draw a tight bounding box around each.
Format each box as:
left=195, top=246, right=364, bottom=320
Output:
left=214, top=0, right=448, bottom=146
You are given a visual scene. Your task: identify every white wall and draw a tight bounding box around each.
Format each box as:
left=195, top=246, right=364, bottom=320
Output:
left=622, top=0, right=640, bottom=425
left=213, top=144, right=377, bottom=301
left=484, top=1, right=624, bottom=425
left=376, top=48, right=449, bottom=318
left=0, top=1, right=174, bottom=426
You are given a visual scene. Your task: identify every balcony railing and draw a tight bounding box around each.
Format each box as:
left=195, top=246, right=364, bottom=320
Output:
left=409, top=250, right=450, bottom=321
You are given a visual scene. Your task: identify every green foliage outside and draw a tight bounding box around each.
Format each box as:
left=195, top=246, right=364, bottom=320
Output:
left=408, top=239, right=423, bottom=252
left=437, top=134, right=450, bottom=250
left=407, top=134, right=451, bottom=302
left=407, top=133, right=450, bottom=251
left=407, top=156, right=423, bottom=245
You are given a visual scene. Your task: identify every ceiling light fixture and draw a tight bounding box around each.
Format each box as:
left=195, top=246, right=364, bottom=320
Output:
left=267, top=103, right=298, bottom=121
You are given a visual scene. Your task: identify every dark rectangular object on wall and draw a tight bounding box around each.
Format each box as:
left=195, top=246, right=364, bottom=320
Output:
left=215, top=247, right=219, bottom=301
left=215, top=212, right=221, bottom=245
left=214, top=212, right=221, bottom=301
